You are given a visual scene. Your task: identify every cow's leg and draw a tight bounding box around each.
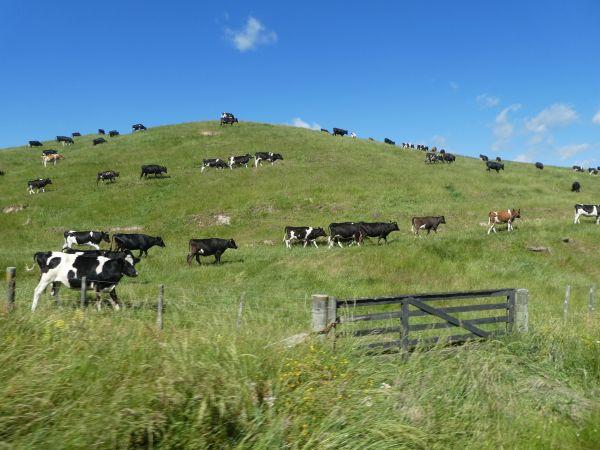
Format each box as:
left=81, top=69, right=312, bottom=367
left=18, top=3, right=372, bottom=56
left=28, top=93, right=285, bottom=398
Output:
left=327, top=237, right=333, bottom=249
left=50, top=282, right=60, bottom=297
left=574, top=213, right=580, bottom=224
left=108, top=290, right=121, bottom=311
left=186, top=252, right=195, bottom=265
left=337, top=240, right=344, bottom=248
left=312, top=240, right=318, bottom=248
left=303, top=240, right=308, bottom=248
left=95, top=290, right=103, bottom=311
left=138, top=250, right=144, bottom=258
left=487, top=223, right=495, bottom=235
left=195, top=254, right=201, bottom=265
left=214, top=252, right=222, bottom=264
left=32, top=276, right=53, bottom=311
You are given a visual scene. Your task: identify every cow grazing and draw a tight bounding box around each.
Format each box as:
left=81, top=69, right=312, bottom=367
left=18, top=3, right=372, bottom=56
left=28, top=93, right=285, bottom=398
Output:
left=140, top=164, right=168, bottom=178
left=72, top=132, right=81, bottom=137
left=442, top=153, right=456, bottom=163
left=113, top=233, right=165, bottom=257
left=187, top=238, right=238, bottom=264
left=486, top=161, right=504, bottom=172
left=97, top=170, right=119, bottom=185
left=109, top=130, right=119, bottom=137
left=480, top=154, right=489, bottom=161
left=98, top=129, right=106, bottom=135
left=411, top=216, right=446, bottom=236
left=572, top=165, right=584, bottom=172
left=588, top=168, right=598, bottom=175
left=132, top=123, right=147, bottom=132
left=93, top=138, right=107, bottom=146
left=56, top=136, right=74, bottom=145
left=571, top=181, right=581, bottom=192
left=573, top=204, right=600, bottom=224
left=42, top=153, right=64, bottom=167
left=220, top=113, right=238, bottom=126
left=201, top=158, right=228, bottom=172
left=384, top=138, right=395, bottom=145
left=487, top=209, right=521, bottom=234
left=283, top=226, right=327, bottom=248
left=332, top=128, right=348, bottom=137
left=328, top=222, right=362, bottom=248
left=495, top=157, right=502, bottom=162
left=63, top=230, right=110, bottom=250
left=254, top=152, right=283, bottom=167
left=535, top=162, right=544, bottom=170
left=359, top=222, right=399, bottom=244
left=28, top=140, right=43, bottom=147
left=28, top=178, right=52, bottom=194
left=350, top=132, right=357, bottom=139
left=30, top=251, right=137, bottom=311
left=42, top=149, right=58, bottom=156
left=228, top=154, right=253, bottom=169
left=320, top=128, right=329, bottom=133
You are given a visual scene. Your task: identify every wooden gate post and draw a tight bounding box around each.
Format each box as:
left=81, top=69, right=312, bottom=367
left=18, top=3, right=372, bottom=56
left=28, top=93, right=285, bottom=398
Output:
left=6, top=267, right=16, bottom=312
left=589, top=285, right=596, bottom=315
left=563, top=285, right=571, bottom=324
left=515, top=289, right=529, bottom=333
left=312, top=294, right=329, bottom=338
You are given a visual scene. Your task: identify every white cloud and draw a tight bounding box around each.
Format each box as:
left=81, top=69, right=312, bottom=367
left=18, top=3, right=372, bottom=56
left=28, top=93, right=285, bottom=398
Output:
left=430, top=135, right=447, bottom=147
left=449, top=81, right=459, bottom=91
left=555, top=143, right=589, bottom=160
left=225, top=16, right=277, bottom=52
left=514, top=154, right=533, bottom=163
left=592, top=109, right=600, bottom=125
left=476, top=94, right=500, bottom=109
left=291, top=117, right=321, bottom=131
left=491, top=104, right=521, bottom=151
left=525, top=103, right=578, bottom=133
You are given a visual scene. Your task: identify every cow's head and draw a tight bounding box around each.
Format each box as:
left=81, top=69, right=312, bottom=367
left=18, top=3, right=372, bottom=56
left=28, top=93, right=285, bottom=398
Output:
left=228, top=239, right=238, bottom=249
left=101, top=232, right=110, bottom=243
left=439, top=216, right=446, bottom=224
left=273, top=153, right=283, bottom=160
left=389, top=221, right=399, bottom=231
left=161, top=166, right=168, bottom=173
left=119, top=259, right=138, bottom=277
left=45, top=178, right=52, bottom=184
left=313, top=228, right=327, bottom=238
left=114, top=171, right=120, bottom=177
left=154, top=236, right=166, bottom=247
left=513, top=209, right=521, bottom=219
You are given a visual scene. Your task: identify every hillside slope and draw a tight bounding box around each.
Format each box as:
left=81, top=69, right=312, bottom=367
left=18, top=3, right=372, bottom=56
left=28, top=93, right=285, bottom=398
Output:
left=0, top=122, right=599, bottom=448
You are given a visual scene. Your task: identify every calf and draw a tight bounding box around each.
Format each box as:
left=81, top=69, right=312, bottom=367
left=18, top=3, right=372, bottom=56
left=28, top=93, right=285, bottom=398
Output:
left=535, top=162, right=544, bottom=170
left=42, top=153, right=64, bottom=167
left=109, top=130, right=120, bottom=137
left=283, top=226, right=327, bottom=248
left=28, top=178, right=52, bottom=194
left=254, top=152, right=283, bottom=167
left=411, top=216, right=446, bottom=236
left=28, top=140, right=43, bottom=147
left=571, top=181, right=581, bottom=192
left=486, top=161, right=504, bottom=172
left=573, top=204, right=599, bottom=224
left=63, top=230, right=110, bottom=250
left=332, top=128, right=348, bottom=136
left=56, top=136, right=74, bottom=145
left=132, top=123, right=147, bottom=131
left=140, top=164, right=168, bottom=178
left=487, top=209, right=520, bottom=234
left=328, top=222, right=362, bottom=248
left=479, top=154, right=489, bottom=161
left=97, top=170, right=119, bottom=185
left=359, top=221, right=399, bottom=244
left=72, top=132, right=81, bottom=137
left=201, top=158, right=228, bottom=172
left=113, top=233, right=165, bottom=257
left=93, top=138, right=107, bottom=146
left=30, top=251, right=137, bottom=311
left=187, top=238, right=238, bottom=264
left=98, top=129, right=106, bottom=135
left=228, top=154, right=253, bottom=169
left=384, top=138, right=395, bottom=145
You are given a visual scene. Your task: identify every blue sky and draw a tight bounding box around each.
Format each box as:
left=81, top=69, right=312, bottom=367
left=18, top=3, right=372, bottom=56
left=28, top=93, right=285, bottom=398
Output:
left=1, top=0, right=599, bottom=167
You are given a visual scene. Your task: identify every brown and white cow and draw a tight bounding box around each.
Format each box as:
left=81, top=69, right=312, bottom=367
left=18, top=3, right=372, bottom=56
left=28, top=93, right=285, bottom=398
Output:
left=42, top=153, right=64, bottom=167
left=487, top=208, right=521, bottom=234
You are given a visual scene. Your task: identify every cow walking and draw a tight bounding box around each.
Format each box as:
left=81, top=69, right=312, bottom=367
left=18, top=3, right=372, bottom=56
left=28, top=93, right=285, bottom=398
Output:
left=187, top=238, right=238, bottom=264
left=573, top=204, right=599, bottom=224
left=283, top=226, right=326, bottom=248
left=487, top=209, right=521, bottom=234
left=358, top=222, right=399, bottom=244
left=113, top=233, right=165, bottom=257
left=63, top=230, right=110, bottom=250
left=411, top=216, right=446, bottom=236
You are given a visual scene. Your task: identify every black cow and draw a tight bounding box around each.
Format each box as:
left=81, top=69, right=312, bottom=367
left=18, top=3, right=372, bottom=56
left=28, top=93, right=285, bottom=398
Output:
left=328, top=222, right=362, bottom=248
left=443, top=153, right=456, bottom=163
left=332, top=128, right=348, bottom=136
left=56, top=136, right=74, bottom=145
left=187, top=238, right=238, bottom=264
left=359, top=222, right=399, bottom=244
left=320, top=128, right=329, bottom=133
left=255, top=152, right=283, bottom=167
left=411, top=216, right=446, bottom=236
left=112, top=233, right=165, bottom=257
left=201, top=158, right=228, bottom=172
left=495, top=157, right=502, bottom=162
left=535, top=162, right=544, bottom=170
left=63, top=230, right=110, bottom=250
left=283, top=226, right=327, bottom=248
left=30, top=251, right=138, bottom=311
left=132, top=123, right=147, bottom=132
left=42, top=149, right=58, bottom=156
left=0, top=170, right=4, bottom=176
left=486, top=161, right=504, bottom=172
left=93, top=138, right=107, bottom=146
left=571, top=181, right=581, bottom=192
left=480, top=154, right=489, bottom=161
left=588, top=168, right=598, bottom=175
left=97, top=170, right=119, bottom=185
left=220, top=113, right=238, bottom=126
left=72, top=132, right=81, bottom=137
left=572, top=165, right=584, bottom=172
left=28, top=140, right=43, bottom=147
left=140, top=164, right=168, bottom=178
left=228, top=154, right=253, bottom=169
left=384, top=138, right=395, bottom=145
left=28, top=178, right=52, bottom=194
left=109, top=130, right=119, bottom=137
left=98, top=129, right=106, bottom=135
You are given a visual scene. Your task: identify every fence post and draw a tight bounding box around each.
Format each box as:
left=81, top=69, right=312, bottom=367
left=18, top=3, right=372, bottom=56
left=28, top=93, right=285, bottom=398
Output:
left=236, top=292, right=245, bottom=330
left=156, top=284, right=164, bottom=331
left=80, top=277, right=86, bottom=308
left=327, top=296, right=337, bottom=346
left=563, top=285, right=571, bottom=324
left=589, top=285, right=596, bottom=315
left=312, top=294, right=329, bottom=339
left=6, top=267, right=16, bottom=312
left=515, top=289, right=529, bottom=333
left=401, top=298, right=410, bottom=352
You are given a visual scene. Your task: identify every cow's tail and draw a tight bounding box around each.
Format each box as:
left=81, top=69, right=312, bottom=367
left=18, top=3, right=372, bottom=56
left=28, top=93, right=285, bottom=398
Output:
left=25, top=264, right=36, bottom=272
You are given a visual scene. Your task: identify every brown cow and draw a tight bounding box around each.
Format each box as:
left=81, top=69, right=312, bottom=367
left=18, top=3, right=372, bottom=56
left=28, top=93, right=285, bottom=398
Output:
left=42, top=153, right=65, bottom=167
left=487, top=209, right=520, bottom=234
left=411, top=216, right=446, bottom=236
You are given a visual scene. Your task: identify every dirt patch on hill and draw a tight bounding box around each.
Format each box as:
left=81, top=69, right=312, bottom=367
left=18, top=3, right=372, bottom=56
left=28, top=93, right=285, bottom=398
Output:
left=3, top=204, right=27, bottom=213
left=190, top=213, right=231, bottom=227
left=200, top=131, right=220, bottom=137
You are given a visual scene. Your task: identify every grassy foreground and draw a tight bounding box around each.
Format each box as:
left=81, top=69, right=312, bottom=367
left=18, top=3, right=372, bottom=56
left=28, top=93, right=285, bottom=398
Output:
left=0, top=121, right=599, bottom=448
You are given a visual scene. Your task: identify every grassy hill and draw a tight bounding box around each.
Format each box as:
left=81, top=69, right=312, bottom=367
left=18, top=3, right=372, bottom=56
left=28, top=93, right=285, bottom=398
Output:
left=0, top=121, right=599, bottom=448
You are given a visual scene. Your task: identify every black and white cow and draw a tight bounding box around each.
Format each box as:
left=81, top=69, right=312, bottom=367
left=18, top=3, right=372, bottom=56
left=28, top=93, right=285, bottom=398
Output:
left=328, top=222, right=362, bottom=248
left=283, top=226, right=327, bottom=248
left=98, top=129, right=106, bottom=135
left=573, top=204, right=599, bottom=224
left=411, top=216, right=446, bottom=236
left=28, top=178, right=52, bottom=194
left=486, top=161, right=504, bottom=172
left=332, top=128, right=348, bottom=137
left=588, top=168, right=598, bottom=175
left=480, top=154, right=489, bottom=161
left=384, top=138, right=395, bottom=145
left=56, top=136, right=74, bottom=145
left=30, top=251, right=138, bottom=311
left=109, top=130, right=120, bottom=137
left=113, top=233, right=165, bottom=257
left=572, top=165, right=584, bottom=172
left=201, top=158, right=228, bottom=172
left=132, top=123, right=147, bottom=132
left=97, top=170, right=119, bottom=184
left=228, top=154, right=253, bottom=169
left=535, top=162, right=544, bottom=170
left=140, top=165, right=168, bottom=178
left=72, top=132, right=81, bottom=137
left=63, top=230, right=110, bottom=250
left=93, top=138, right=107, bottom=146
left=571, top=181, right=581, bottom=192
left=358, top=222, right=399, bottom=244
left=187, top=238, right=238, bottom=264
left=28, top=140, right=43, bottom=147
left=254, top=152, right=283, bottom=167
left=220, top=114, right=238, bottom=126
